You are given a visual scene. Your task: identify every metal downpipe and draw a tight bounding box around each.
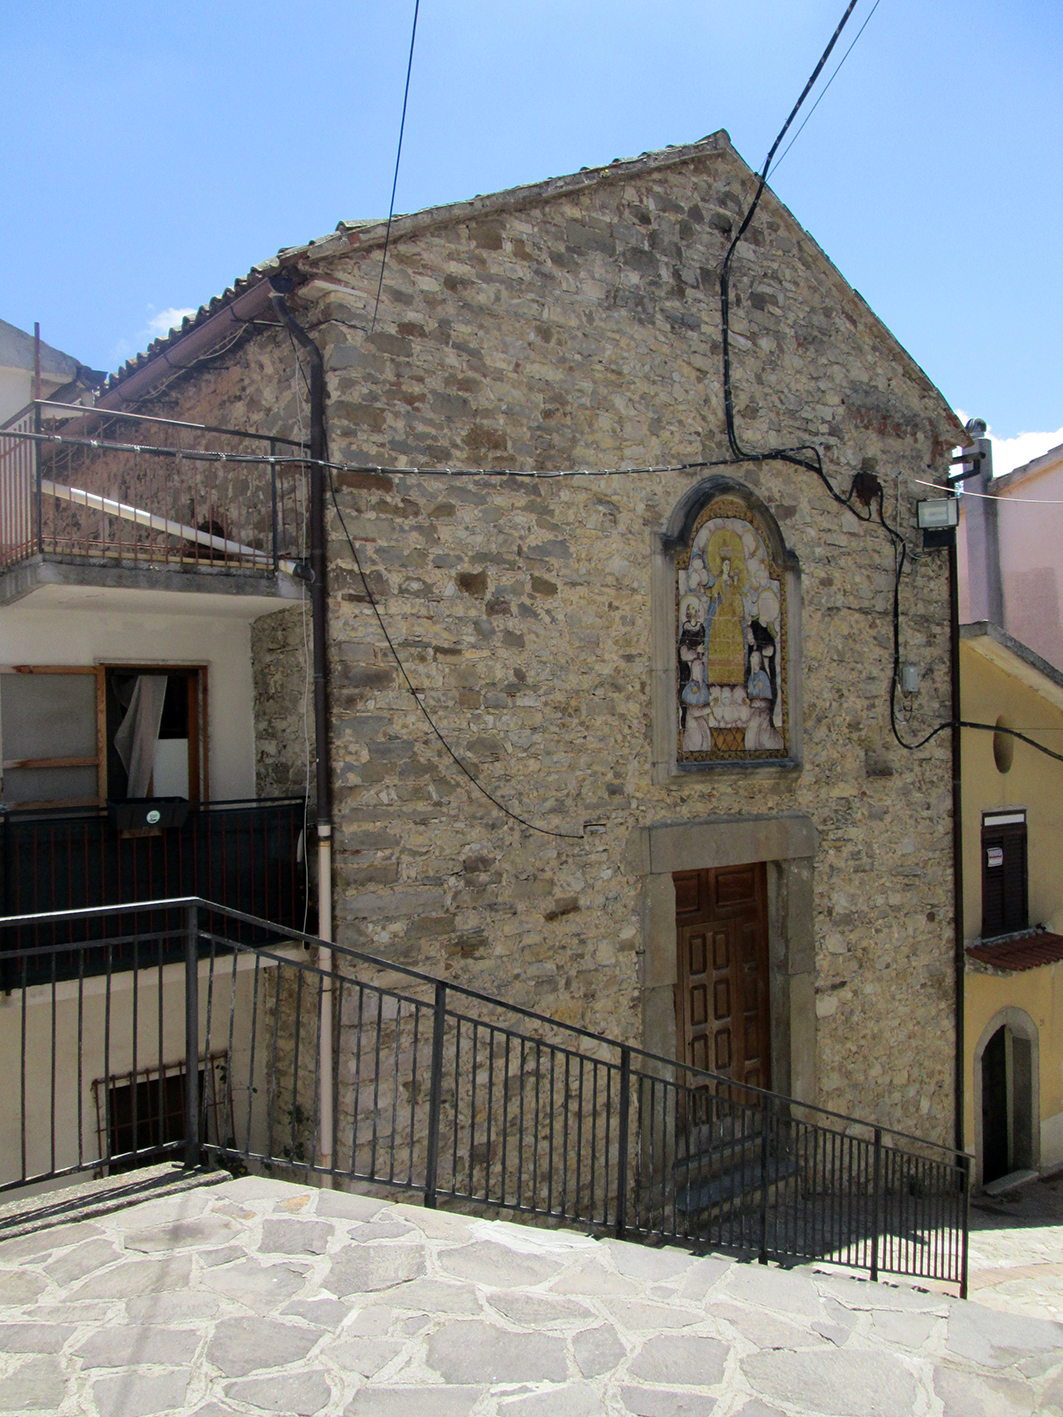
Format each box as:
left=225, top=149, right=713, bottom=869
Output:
left=949, top=534, right=966, bottom=1165
left=269, top=284, right=335, bottom=1184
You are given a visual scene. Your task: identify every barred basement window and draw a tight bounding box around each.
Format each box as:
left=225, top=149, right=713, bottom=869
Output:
left=981, top=810, right=1028, bottom=939
left=93, top=1054, right=231, bottom=1173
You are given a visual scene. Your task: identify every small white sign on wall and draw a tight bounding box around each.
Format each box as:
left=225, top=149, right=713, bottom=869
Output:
left=986, top=846, right=1004, bottom=869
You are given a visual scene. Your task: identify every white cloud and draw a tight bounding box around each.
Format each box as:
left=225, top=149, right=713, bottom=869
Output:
left=107, top=305, right=199, bottom=370
left=987, top=427, right=1063, bottom=479
left=144, top=307, right=197, bottom=340
left=954, top=410, right=1063, bottom=479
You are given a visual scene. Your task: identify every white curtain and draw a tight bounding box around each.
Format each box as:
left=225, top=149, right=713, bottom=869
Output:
left=114, top=675, right=168, bottom=798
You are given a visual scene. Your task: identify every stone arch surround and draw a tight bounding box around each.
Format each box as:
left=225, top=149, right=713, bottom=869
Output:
left=651, top=475, right=804, bottom=785
left=972, top=1004, right=1041, bottom=1188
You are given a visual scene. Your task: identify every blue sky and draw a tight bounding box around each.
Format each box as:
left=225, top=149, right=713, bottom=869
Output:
left=3, top=1, right=1060, bottom=457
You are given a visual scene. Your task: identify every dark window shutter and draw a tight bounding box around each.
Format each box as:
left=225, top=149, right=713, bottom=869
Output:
left=982, top=820, right=1027, bottom=937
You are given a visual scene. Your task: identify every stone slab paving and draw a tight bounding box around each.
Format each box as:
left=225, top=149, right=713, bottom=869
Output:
left=964, top=1168, right=1063, bottom=1322
left=0, top=1174, right=1061, bottom=1417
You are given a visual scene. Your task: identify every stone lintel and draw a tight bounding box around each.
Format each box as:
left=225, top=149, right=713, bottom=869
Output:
left=630, top=811, right=818, bottom=878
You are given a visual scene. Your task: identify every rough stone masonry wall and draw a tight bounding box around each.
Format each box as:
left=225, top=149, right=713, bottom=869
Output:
left=129, top=139, right=959, bottom=1142
left=291, top=141, right=960, bottom=1143
left=303, top=143, right=963, bottom=1144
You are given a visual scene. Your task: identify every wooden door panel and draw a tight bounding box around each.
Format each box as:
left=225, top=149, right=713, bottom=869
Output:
left=691, top=985, right=708, bottom=1026
left=674, top=872, right=702, bottom=915
left=715, top=866, right=758, bottom=909
left=689, top=930, right=707, bottom=976
left=675, top=863, right=770, bottom=1093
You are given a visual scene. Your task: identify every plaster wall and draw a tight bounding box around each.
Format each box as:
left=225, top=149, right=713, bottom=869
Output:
left=965, top=970, right=1063, bottom=1175
left=0, top=367, right=66, bottom=426
left=959, top=645, right=1063, bottom=942
left=960, top=641, right=1063, bottom=1171
left=0, top=956, right=282, bottom=1191
left=958, top=448, right=1063, bottom=672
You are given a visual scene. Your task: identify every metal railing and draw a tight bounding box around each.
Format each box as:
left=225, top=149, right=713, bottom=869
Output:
left=0, top=800, right=307, bottom=983
left=0, top=405, right=36, bottom=571
left=0, top=402, right=308, bottom=578
left=0, top=899, right=970, bottom=1295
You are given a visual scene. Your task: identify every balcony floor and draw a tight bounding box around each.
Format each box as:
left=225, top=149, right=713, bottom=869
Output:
left=1, top=1171, right=1060, bottom=1415
left=0, top=555, right=303, bottom=614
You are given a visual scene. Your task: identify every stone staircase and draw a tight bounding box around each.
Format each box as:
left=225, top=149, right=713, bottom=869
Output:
left=673, top=1120, right=799, bottom=1216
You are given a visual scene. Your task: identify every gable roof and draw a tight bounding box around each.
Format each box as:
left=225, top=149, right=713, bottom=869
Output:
left=993, top=439, right=1063, bottom=494
left=96, top=131, right=959, bottom=435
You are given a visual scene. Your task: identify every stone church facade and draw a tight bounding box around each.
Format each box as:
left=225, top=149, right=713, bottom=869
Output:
left=102, top=132, right=962, bottom=1141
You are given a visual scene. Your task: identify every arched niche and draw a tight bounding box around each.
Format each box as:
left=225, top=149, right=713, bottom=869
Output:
left=651, top=477, right=803, bottom=783
left=973, top=1005, right=1040, bottom=1189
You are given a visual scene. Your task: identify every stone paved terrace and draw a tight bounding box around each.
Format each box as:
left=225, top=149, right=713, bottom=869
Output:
left=964, top=1168, right=1063, bottom=1323
left=1, top=1172, right=1062, bottom=1417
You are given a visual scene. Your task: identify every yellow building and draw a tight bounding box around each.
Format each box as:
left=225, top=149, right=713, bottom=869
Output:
left=961, top=622, right=1063, bottom=1189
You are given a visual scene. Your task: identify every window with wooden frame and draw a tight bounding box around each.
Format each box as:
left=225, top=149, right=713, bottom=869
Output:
left=0, top=664, right=208, bottom=809
left=981, top=809, right=1028, bottom=939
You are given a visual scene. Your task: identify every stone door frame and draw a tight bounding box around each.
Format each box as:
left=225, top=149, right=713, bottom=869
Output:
left=628, top=812, right=818, bottom=1105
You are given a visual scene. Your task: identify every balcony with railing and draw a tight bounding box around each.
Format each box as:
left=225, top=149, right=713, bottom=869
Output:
left=0, top=798, right=308, bottom=985
left=0, top=401, right=308, bottom=601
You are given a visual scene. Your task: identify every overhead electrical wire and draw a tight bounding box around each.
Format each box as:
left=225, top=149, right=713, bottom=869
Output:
left=0, top=424, right=880, bottom=483
left=370, top=0, right=421, bottom=335
left=325, top=463, right=584, bottom=840
left=916, top=477, right=1063, bottom=507
left=0, top=423, right=949, bottom=500
left=718, top=0, right=866, bottom=499
left=770, top=0, right=884, bottom=174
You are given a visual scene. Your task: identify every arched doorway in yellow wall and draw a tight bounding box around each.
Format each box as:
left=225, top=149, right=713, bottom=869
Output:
left=974, top=1007, right=1039, bottom=1188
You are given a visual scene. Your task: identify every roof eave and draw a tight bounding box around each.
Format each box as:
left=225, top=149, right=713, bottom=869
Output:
left=97, top=278, right=277, bottom=410
left=961, top=620, right=1063, bottom=711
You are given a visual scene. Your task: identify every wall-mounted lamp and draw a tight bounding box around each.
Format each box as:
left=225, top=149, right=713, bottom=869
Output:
left=917, top=496, right=958, bottom=549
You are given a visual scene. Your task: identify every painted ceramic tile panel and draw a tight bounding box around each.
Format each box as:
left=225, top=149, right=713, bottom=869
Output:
left=676, top=496, right=787, bottom=761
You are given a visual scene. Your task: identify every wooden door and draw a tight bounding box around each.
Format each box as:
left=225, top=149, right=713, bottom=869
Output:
left=981, top=1027, right=1009, bottom=1184
left=674, top=863, right=771, bottom=1092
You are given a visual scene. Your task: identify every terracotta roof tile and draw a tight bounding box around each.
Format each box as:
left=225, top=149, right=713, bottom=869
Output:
left=966, top=931, right=1063, bottom=972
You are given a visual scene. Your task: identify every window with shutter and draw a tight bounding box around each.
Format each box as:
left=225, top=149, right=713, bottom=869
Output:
left=981, top=810, right=1028, bottom=938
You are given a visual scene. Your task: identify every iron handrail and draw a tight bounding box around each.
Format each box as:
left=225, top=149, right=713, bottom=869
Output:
left=0, top=895, right=965, bottom=1163
left=0, top=405, right=308, bottom=579
left=0, top=795, right=306, bottom=822
left=3, top=399, right=311, bottom=449
left=0, top=897, right=970, bottom=1295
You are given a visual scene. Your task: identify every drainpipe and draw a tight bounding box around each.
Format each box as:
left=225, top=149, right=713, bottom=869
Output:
left=269, top=279, right=334, bottom=1184
left=950, top=418, right=991, bottom=1165
left=949, top=527, right=965, bottom=1162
